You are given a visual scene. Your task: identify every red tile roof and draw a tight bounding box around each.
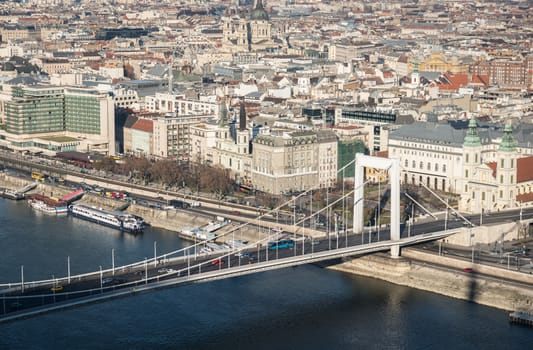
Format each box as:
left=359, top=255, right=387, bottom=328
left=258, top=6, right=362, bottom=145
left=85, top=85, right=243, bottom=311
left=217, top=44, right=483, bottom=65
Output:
left=517, top=156, right=533, bottom=183
left=516, top=192, right=533, bottom=203
left=486, top=162, right=497, bottom=178
left=434, top=73, right=489, bottom=92
left=485, top=156, right=533, bottom=183
left=132, top=119, right=153, bottom=133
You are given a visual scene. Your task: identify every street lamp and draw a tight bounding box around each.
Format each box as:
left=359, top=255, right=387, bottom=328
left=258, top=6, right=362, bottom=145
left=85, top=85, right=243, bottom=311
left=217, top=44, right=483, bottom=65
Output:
left=112, top=248, right=115, bottom=276
left=99, top=266, right=103, bottom=292
left=154, top=241, right=157, bottom=267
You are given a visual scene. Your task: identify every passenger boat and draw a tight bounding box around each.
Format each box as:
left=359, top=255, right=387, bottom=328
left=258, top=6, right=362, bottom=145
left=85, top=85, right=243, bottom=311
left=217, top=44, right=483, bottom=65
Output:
left=28, top=199, right=58, bottom=215
left=69, top=204, right=144, bottom=233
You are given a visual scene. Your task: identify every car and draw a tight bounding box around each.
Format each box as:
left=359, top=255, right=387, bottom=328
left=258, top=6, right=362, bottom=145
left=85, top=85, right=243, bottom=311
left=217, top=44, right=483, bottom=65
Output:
left=211, top=259, right=225, bottom=266
left=463, top=267, right=474, bottom=273
left=157, top=268, right=175, bottom=274
left=231, top=210, right=240, bottom=215
left=102, top=277, right=115, bottom=285
left=50, top=285, right=63, bottom=292
left=235, top=252, right=250, bottom=258
left=156, top=196, right=164, bottom=200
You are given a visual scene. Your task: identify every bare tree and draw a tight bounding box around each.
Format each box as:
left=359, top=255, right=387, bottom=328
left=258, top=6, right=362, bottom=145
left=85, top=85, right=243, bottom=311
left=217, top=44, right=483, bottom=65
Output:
left=199, top=165, right=233, bottom=200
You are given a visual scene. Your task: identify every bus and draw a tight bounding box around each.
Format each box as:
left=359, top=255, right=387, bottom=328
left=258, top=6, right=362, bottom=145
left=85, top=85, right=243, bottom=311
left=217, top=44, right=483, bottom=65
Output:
left=31, top=171, right=46, bottom=181
left=268, top=239, right=295, bottom=251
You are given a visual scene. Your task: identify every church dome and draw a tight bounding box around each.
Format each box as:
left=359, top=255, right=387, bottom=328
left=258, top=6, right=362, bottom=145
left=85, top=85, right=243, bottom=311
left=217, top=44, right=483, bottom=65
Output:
left=250, top=0, right=269, bottom=21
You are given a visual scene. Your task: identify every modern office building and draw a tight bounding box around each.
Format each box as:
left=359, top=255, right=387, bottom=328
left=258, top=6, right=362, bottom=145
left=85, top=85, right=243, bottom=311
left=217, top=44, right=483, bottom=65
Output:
left=0, top=85, right=115, bottom=155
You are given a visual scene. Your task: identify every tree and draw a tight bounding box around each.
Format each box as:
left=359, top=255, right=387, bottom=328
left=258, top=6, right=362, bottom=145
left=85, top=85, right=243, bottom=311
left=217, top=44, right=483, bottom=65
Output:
left=93, top=157, right=116, bottom=172
left=150, top=160, right=185, bottom=188
left=122, top=156, right=152, bottom=184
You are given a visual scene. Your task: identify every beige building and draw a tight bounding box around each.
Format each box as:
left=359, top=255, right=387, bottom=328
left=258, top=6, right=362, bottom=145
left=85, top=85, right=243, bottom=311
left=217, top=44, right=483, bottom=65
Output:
left=221, top=0, right=274, bottom=52
left=152, top=114, right=213, bottom=160
left=190, top=123, right=218, bottom=165
left=213, top=126, right=253, bottom=183
left=252, top=130, right=338, bottom=195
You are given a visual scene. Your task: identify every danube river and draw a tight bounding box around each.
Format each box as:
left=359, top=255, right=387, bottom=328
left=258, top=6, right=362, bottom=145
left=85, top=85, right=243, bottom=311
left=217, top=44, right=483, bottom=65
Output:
left=1, top=199, right=532, bottom=349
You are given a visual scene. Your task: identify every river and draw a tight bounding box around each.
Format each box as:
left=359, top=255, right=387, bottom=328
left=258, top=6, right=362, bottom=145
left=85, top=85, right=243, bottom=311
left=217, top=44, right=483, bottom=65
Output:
left=0, top=199, right=532, bottom=349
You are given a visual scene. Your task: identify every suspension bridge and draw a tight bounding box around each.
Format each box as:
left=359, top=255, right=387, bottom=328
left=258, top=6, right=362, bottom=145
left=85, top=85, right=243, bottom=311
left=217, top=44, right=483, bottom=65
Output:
left=0, top=155, right=467, bottom=322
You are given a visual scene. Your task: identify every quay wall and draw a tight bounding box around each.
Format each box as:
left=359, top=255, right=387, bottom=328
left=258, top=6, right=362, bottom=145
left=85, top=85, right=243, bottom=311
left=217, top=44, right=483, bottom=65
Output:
left=329, top=250, right=533, bottom=311
left=0, top=174, right=265, bottom=243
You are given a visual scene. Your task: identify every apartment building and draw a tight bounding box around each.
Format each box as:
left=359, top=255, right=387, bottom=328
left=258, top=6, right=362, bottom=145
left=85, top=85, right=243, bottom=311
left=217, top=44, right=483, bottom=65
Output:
left=144, top=93, right=219, bottom=117
left=152, top=113, right=213, bottom=160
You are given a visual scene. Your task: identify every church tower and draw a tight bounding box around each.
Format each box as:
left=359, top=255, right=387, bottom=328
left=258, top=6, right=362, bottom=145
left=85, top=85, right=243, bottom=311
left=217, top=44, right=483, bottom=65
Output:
left=496, top=121, right=517, bottom=209
left=248, top=0, right=271, bottom=51
left=462, top=117, right=482, bottom=211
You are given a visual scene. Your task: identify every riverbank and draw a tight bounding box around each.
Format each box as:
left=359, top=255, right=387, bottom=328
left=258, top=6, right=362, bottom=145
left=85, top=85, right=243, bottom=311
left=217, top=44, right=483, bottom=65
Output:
left=329, top=249, right=533, bottom=312
left=0, top=173, right=269, bottom=244
left=5, top=173, right=531, bottom=312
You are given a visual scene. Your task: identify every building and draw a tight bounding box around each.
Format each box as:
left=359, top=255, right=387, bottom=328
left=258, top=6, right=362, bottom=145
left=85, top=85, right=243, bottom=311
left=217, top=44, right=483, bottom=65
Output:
left=123, top=118, right=153, bottom=156
left=334, top=107, right=393, bottom=153
left=144, top=93, right=219, bottom=117
left=222, top=0, right=274, bottom=52
left=388, top=118, right=533, bottom=212
left=252, top=129, right=338, bottom=195
left=190, top=122, right=218, bottom=165
left=0, top=85, right=115, bottom=155
left=460, top=121, right=533, bottom=213
left=471, top=57, right=532, bottom=90
left=152, top=113, right=213, bottom=160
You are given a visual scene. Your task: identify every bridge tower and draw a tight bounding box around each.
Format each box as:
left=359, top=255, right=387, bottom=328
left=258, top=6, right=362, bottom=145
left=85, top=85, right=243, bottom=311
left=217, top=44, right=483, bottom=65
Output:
left=353, top=153, right=401, bottom=257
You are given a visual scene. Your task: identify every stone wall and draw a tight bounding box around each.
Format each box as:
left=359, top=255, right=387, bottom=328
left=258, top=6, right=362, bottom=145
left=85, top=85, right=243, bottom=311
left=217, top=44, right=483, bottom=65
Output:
left=330, top=250, right=533, bottom=311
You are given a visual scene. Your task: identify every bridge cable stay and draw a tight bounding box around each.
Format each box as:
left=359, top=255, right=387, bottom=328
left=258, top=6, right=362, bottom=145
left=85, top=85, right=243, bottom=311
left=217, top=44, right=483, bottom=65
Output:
left=404, top=192, right=438, bottom=220
left=149, top=175, right=370, bottom=281
left=1, top=160, right=363, bottom=289
left=408, top=168, right=474, bottom=227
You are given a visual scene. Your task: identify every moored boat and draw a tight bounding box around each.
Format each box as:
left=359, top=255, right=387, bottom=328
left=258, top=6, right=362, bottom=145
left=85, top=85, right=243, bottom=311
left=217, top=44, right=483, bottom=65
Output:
left=69, top=204, right=144, bottom=233
left=28, top=199, right=58, bottom=215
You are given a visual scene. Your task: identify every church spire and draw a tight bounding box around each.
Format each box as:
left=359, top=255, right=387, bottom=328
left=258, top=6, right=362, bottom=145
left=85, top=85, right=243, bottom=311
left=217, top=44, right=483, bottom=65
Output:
left=499, top=121, right=516, bottom=152
left=463, top=117, right=481, bottom=147
left=239, top=100, right=247, bottom=131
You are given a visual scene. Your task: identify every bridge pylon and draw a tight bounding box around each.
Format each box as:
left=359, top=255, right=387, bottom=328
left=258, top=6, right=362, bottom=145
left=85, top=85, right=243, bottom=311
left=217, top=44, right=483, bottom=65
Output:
left=353, top=154, right=401, bottom=257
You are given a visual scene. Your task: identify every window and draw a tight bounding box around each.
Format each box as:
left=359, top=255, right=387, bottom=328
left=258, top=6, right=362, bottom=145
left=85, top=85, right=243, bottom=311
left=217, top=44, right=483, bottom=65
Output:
left=500, top=175, right=503, bottom=184
left=499, top=190, right=503, bottom=199
left=465, top=170, right=469, bottom=178
left=412, top=160, right=416, bottom=168
left=443, top=164, right=446, bottom=172
left=435, top=164, right=439, bottom=172
left=465, top=185, right=468, bottom=193
left=466, top=154, right=469, bottom=162
left=501, top=159, right=504, bottom=168
left=420, top=161, right=423, bottom=169
left=482, top=192, right=485, bottom=201
left=405, top=159, right=408, bottom=167
left=427, top=163, right=431, bottom=170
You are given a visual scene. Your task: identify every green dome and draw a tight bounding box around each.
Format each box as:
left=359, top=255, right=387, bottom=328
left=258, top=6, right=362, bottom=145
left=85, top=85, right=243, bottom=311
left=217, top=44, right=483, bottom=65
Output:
left=251, top=0, right=269, bottom=20
left=463, top=117, right=481, bottom=147
left=499, top=121, right=516, bottom=152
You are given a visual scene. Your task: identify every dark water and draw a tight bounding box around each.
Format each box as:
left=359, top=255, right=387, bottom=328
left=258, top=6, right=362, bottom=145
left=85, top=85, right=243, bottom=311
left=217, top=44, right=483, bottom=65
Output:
left=1, top=199, right=532, bottom=350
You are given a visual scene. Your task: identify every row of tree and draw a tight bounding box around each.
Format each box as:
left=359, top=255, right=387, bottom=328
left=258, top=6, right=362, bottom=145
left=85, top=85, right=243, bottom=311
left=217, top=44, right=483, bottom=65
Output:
left=93, top=156, right=234, bottom=199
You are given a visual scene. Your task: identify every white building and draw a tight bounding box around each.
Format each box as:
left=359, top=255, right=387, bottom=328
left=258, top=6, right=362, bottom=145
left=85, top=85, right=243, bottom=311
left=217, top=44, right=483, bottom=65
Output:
left=145, top=93, right=219, bottom=117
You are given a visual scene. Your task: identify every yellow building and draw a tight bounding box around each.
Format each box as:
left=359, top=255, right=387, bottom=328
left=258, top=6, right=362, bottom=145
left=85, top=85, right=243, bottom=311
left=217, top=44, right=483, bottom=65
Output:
left=419, top=52, right=468, bottom=74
